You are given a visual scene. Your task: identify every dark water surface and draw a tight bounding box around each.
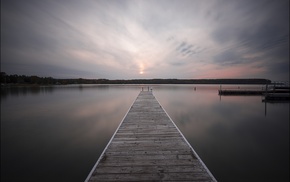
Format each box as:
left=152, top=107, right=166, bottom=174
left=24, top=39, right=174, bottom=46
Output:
left=1, top=84, right=289, bottom=182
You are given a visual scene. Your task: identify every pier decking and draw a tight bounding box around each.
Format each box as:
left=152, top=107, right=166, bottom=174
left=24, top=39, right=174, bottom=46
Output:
left=218, top=89, right=289, bottom=95
left=263, top=93, right=290, bottom=102
left=218, top=85, right=290, bottom=96
left=85, top=91, right=216, bottom=182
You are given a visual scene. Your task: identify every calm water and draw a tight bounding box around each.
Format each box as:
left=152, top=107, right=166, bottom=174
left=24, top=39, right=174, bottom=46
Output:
left=1, top=84, right=289, bottom=182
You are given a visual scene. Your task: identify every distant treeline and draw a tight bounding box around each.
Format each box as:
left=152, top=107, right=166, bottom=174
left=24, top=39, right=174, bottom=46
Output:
left=0, top=72, right=271, bottom=85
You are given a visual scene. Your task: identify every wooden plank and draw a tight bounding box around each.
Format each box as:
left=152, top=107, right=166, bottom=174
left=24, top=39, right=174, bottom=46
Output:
left=89, top=173, right=213, bottom=181
left=94, top=165, right=207, bottom=174
left=85, top=91, right=217, bottom=182
left=105, top=150, right=193, bottom=156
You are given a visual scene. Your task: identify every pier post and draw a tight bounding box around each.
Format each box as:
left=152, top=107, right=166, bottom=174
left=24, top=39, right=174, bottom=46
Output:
left=264, top=100, right=267, bottom=116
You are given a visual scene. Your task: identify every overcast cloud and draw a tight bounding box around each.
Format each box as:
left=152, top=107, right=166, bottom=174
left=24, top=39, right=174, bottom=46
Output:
left=1, top=0, right=289, bottom=80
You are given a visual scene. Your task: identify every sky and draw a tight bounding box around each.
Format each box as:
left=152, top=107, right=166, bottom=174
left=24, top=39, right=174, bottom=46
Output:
left=1, top=0, right=289, bottom=81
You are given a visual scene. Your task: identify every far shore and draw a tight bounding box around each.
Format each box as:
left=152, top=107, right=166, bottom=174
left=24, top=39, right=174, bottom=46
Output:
left=1, top=78, right=276, bottom=87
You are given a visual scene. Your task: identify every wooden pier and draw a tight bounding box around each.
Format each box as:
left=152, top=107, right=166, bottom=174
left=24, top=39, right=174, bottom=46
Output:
left=218, top=89, right=264, bottom=95
left=218, top=89, right=289, bottom=95
left=85, top=91, right=216, bottom=182
left=263, top=93, right=290, bottom=102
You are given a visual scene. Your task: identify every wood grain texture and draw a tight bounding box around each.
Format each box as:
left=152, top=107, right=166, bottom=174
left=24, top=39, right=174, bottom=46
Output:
left=86, top=91, right=217, bottom=182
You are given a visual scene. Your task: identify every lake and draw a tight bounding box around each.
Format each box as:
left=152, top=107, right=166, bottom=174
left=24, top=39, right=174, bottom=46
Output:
left=1, top=84, right=289, bottom=182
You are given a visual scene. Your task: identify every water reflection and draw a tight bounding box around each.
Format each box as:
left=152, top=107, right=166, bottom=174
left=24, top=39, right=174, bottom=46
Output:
left=1, top=86, right=53, bottom=100
left=1, top=85, right=139, bottom=182
left=1, top=85, right=289, bottom=182
left=153, top=86, right=289, bottom=182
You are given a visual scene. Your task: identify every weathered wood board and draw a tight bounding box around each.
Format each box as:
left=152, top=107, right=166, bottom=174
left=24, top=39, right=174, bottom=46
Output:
left=85, top=91, right=217, bottom=182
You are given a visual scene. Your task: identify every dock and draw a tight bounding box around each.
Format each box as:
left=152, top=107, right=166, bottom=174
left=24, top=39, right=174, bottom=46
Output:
left=218, top=89, right=264, bottom=95
left=263, top=93, right=290, bottom=102
left=218, top=89, right=289, bottom=95
left=85, top=91, right=217, bottom=182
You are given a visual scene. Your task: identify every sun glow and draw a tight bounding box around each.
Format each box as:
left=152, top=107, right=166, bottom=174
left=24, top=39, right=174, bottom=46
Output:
left=139, top=63, right=145, bottom=75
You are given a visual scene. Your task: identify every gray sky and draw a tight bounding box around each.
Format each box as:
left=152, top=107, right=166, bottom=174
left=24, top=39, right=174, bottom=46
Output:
left=1, top=0, right=289, bottom=81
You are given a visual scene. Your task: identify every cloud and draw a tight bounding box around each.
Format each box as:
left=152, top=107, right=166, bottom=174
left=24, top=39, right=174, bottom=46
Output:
left=207, top=0, right=289, bottom=80
left=1, top=0, right=289, bottom=80
left=176, top=42, right=186, bottom=51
